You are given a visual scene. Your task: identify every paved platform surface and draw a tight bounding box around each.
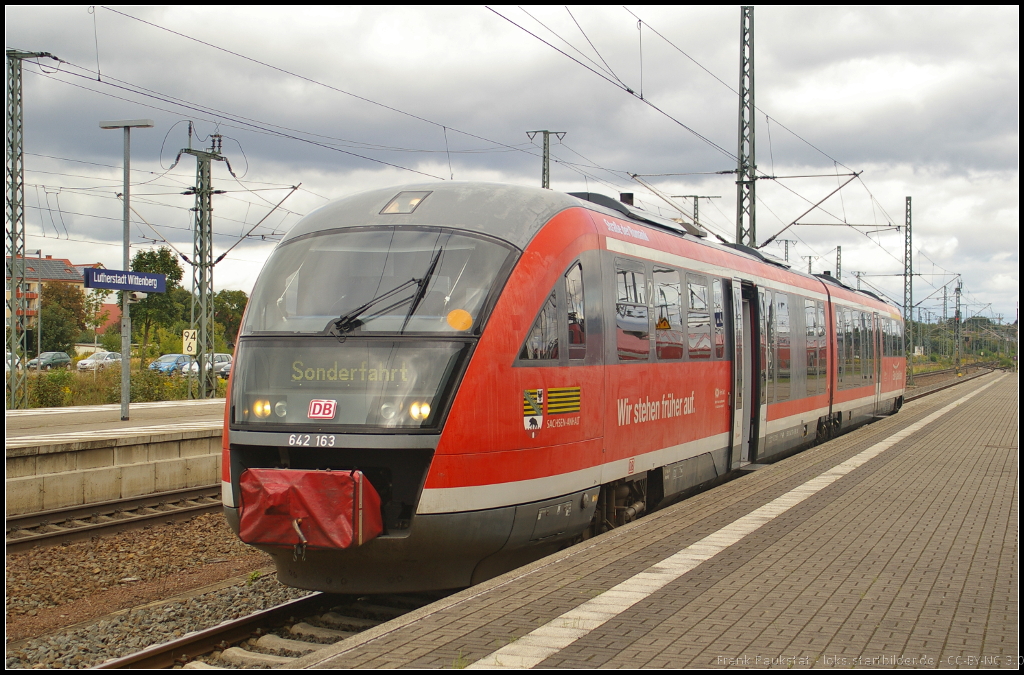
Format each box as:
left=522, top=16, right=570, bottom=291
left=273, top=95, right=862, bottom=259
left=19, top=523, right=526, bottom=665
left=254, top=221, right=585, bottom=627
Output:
left=5, top=399, right=224, bottom=446
left=296, top=371, right=1017, bottom=669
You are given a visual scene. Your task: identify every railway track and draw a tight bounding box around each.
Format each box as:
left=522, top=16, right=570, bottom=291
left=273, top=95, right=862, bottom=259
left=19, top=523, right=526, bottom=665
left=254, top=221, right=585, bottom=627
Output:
left=96, top=590, right=451, bottom=669
left=5, top=485, right=222, bottom=552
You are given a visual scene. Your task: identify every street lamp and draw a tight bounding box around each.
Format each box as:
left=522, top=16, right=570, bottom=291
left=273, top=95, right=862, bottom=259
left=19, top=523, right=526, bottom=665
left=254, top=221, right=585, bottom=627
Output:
left=100, top=119, right=153, bottom=421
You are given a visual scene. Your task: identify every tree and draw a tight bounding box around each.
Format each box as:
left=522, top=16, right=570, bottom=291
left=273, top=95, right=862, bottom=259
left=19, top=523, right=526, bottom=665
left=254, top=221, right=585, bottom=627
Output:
left=127, top=247, right=185, bottom=364
left=84, top=289, right=111, bottom=349
left=40, top=282, right=87, bottom=355
left=214, top=289, right=248, bottom=348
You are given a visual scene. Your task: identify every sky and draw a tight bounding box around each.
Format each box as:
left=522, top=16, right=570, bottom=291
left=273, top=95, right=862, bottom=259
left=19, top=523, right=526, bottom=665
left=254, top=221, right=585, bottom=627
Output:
left=5, top=6, right=1019, bottom=324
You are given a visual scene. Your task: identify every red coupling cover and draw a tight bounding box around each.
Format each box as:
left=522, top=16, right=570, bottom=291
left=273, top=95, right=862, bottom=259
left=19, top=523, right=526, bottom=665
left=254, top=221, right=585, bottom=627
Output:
left=239, top=468, right=383, bottom=550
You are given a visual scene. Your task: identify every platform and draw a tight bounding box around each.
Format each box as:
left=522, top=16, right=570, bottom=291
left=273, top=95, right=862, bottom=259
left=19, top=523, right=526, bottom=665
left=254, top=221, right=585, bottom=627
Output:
left=296, top=371, right=1017, bottom=669
left=6, top=400, right=225, bottom=515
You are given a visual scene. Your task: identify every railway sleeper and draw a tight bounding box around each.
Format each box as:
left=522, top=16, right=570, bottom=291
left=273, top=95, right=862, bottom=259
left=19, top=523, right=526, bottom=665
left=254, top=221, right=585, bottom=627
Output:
left=289, top=621, right=355, bottom=642
left=255, top=633, right=320, bottom=655
left=218, top=646, right=294, bottom=668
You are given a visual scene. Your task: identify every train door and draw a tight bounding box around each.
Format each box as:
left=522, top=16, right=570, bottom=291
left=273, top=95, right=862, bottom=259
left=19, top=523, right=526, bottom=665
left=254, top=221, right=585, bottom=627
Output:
left=753, top=287, right=770, bottom=461
left=729, top=278, right=753, bottom=469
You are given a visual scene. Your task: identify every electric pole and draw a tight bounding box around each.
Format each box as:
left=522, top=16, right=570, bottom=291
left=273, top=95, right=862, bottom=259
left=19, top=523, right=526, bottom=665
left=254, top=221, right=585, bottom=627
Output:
left=735, top=6, right=756, bottom=247
left=836, top=246, right=842, bottom=281
left=904, top=196, right=913, bottom=384
left=526, top=130, right=565, bottom=189
left=6, top=50, right=52, bottom=409
left=854, top=271, right=863, bottom=290
left=182, top=131, right=227, bottom=399
left=671, top=195, right=721, bottom=227
left=954, top=280, right=962, bottom=376
left=801, top=255, right=813, bottom=275
left=778, top=238, right=798, bottom=263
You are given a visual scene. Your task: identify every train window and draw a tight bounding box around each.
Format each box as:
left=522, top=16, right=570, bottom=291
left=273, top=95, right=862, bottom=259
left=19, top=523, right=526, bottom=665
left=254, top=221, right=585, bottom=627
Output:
left=379, top=191, right=432, bottom=214
left=817, top=302, right=827, bottom=390
left=775, top=293, right=791, bottom=401
left=520, top=290, right=559, bottom=361
left=616, top=259, right=649, bottom=361
left=686, top=274, right=711, bottom=360
left=565, top=262, right=586, bottom=360
left=712, top=279, right=725, bottom=359
left=863, top=313, right=874, bottom=381
left=242, top=227, right=515, bottom=335
left=849, top=309, right=860, bottom=385
left=805, top=299, right=818, bottom=396
left=763, top=289, right=774, bottom=401
left=653, top=267, right=683, bottom=360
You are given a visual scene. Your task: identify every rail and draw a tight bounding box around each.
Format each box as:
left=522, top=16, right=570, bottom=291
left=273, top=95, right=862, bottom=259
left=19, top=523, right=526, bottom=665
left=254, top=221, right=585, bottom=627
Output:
left=5, top=485, right=221, bottom=552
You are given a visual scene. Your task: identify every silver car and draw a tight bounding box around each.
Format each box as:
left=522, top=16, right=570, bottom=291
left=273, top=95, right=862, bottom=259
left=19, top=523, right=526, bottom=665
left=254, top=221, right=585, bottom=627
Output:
left=77, top=351, right=122, bottom=371
left=184, top=353, right=232, bottom=375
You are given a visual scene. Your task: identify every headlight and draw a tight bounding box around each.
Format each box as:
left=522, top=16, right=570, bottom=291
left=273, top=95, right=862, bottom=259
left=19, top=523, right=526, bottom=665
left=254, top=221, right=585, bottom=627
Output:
left=274, top=400, right=288, bottom=418
left=253, top=399, right=272, bottom=418
left=380, top=401, right=401, bottom=420
left=409, top=401, right=431, bottom=421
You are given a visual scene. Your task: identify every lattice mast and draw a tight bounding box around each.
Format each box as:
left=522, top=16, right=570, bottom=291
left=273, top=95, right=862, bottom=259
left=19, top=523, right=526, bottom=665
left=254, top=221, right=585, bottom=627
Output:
left=904, top=196, right=913, bottom=384
left=6, top=50, right=51, bottom=409
left=735, top=7, right=756, bottom=246
left=183, top=133, right=226, bottom=399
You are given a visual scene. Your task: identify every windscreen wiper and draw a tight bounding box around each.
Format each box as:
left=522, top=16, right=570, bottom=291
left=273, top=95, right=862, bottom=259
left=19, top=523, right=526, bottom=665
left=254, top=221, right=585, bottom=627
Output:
left=326, top=278, right=419, bottom=337
left=400, top=248, right=443, bottom=334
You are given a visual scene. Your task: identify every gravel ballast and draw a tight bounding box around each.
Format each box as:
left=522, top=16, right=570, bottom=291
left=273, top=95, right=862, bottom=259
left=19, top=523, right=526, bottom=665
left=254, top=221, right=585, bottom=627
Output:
left=5, top=574, right=312, bottom=669
left=5, top=512, right=314, bottom=668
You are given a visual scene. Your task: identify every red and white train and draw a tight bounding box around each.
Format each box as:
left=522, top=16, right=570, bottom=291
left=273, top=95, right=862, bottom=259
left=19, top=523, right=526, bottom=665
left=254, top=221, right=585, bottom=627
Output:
left=223, top=182, right=906, bottom=593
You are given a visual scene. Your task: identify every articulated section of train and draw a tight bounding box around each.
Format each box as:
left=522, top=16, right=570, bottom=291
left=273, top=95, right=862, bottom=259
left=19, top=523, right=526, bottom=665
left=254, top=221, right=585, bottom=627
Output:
left=222, top=182, right=906, bottom=593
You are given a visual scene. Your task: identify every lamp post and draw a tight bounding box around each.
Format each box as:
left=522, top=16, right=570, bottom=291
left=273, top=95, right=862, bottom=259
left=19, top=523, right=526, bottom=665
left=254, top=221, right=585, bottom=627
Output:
left=99, top=119, right=153, bottom=420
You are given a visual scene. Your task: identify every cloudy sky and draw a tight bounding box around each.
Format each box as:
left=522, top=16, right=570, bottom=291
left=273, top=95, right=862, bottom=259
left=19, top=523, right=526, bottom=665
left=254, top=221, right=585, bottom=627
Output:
left=6, top=6, right=1019, bottom=323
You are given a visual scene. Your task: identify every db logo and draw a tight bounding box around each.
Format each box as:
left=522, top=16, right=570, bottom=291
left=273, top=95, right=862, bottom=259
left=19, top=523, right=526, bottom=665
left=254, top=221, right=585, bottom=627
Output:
left=307, top=399, right=337, bottom=419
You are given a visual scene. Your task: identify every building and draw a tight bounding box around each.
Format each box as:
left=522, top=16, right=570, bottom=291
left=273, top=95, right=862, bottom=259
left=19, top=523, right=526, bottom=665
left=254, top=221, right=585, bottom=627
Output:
left=5, top=255, right=104, bottom=329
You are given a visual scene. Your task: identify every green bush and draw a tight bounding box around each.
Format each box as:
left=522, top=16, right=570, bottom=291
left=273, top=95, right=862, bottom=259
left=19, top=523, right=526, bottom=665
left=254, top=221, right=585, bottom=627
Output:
left=31, top=370, right=76, bottom=407
left=105, top=368, right=194, bottom=404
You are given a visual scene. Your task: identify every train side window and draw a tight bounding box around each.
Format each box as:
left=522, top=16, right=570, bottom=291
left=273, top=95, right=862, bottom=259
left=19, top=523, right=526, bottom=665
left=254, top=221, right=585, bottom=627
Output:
left=653, top=267, right=683, bottom=360
left=519, top=290, right=559, bottom=361
left=817, top=302, right=827, bottom=390
left=565, top=261, right=586, bottom=360
left=775, top=293, right=791, bottom=401
left=835, top=307, right=846, bottom=389
left=615, top=259, right=649, bottom=362
left=686, top=274, right=711, bottom=360
left=805, top=299, right=818, bottom=396
left=712, top=279, right=725, bottom=359
left=847, top=308, right=857, bottom=386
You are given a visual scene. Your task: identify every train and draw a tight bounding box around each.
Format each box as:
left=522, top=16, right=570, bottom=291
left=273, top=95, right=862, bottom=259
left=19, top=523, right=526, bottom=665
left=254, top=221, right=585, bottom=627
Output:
left=222, top=182, right=906, bottom=593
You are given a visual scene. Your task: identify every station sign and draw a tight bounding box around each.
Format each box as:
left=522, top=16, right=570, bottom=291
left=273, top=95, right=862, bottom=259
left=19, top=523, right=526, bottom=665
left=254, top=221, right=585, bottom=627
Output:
left=84, top=268, right=166, bottom=293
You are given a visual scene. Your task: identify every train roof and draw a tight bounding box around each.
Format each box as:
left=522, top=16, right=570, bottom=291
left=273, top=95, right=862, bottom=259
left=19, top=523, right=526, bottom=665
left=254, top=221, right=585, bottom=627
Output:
left=283, top=182, right=580, bottom=250
left=282, top=181, right=898, bottom=314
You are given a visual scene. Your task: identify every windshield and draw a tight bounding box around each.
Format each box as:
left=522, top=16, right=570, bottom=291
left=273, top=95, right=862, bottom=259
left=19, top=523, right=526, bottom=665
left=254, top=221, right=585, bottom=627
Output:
left=242, top=227, right=515, bottom=336
left=155, top=354, right=180, bottom=363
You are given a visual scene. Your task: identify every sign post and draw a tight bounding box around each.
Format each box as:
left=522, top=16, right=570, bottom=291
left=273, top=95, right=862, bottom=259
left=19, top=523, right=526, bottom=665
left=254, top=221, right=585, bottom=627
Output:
left=84, top=267, right=165, bottom=420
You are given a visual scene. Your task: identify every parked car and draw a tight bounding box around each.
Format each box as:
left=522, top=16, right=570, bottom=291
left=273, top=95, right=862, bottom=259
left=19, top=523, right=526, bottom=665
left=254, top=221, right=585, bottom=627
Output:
left=148, top=353, right=191, bottom=375
left=217, top=360, right=232, bottom=380
left=26, top=352, right=72, bottom=371
left=77, top=351, right=122, bottom=371
left=185, top=353, right=233, bottom=375
left=5, top=351, right=21, bottom=373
